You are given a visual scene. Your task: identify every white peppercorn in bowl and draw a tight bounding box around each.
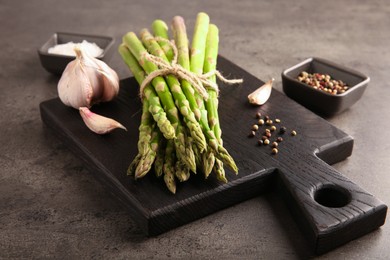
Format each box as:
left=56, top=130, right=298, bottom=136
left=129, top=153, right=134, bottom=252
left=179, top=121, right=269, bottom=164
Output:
left=281, top=57, right=369, bottom=117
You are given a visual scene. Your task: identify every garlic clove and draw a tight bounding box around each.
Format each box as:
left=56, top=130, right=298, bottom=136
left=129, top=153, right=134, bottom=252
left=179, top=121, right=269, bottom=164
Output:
left=79, top=107, right=127, bottom=134
left=248, top=78, right=274, bottom=105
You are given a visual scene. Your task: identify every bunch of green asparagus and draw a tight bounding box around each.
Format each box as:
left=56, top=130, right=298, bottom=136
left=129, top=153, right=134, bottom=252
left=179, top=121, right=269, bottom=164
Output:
left=118, top=12, right=238, bottom=194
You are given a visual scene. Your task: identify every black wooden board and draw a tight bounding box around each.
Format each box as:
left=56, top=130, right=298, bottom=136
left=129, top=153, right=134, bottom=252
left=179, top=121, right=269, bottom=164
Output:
left=39, top=56, right=387, bottom=255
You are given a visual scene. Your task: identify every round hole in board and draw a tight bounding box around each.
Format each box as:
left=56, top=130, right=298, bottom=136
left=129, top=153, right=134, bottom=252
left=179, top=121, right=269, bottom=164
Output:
left=314, top=184, right=351, bottom=208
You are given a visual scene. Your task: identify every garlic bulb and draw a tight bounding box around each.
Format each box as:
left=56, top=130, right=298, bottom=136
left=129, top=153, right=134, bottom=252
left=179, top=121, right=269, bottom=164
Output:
left=58, top=47, right=119, bottom=108
left=248, top=78, right=274, bottom=105
left=79, top=107, right=127, bottom=134
left=58, top=47, right=125, bottom=134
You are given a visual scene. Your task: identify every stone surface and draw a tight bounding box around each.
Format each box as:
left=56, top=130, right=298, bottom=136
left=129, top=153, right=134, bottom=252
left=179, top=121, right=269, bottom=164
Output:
left=0, top=0, right=389, bottom=259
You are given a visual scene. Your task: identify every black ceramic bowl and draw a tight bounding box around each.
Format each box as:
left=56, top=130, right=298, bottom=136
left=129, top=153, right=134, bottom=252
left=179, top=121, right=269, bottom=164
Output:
left=282, top=57, right=369, bottom=116
left=38, top=32, right=115, bottom=75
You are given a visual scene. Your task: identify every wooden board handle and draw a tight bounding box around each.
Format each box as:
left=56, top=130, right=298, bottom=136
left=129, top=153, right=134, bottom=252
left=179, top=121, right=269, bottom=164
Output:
left=277, top=154, right=387, bottom=254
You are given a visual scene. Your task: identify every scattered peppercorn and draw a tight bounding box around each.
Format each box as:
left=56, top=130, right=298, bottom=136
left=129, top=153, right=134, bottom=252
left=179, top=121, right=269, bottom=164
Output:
left=297, top=71, right=349, bottom=95
left=247, top=114, right=295, bottom=154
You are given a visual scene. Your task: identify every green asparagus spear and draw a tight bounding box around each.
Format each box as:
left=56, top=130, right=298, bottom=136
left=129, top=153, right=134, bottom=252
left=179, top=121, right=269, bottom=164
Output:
left=152, top=19, right=174, bottom=62
left=127, top=100, right=154, bottom=176
left=214, top=158, right=228, bottom=183
left=135, top=123, right=162, bottom=179
left=189, top=13, right=238, bottom=173
left=202, top=149, right=215, bottom=179
left=171, top=16, right=201, bottom=121
left=163, top=139, right=176, bottom=194
left=203, top=24, right=229, bottom=180
left=204, top=24, right=221, bottom=141
left=175, top=160, right=190, bottom=182
left=154, top=138, right=166, bottom=177
left=127, top=153, right=141, bottom=176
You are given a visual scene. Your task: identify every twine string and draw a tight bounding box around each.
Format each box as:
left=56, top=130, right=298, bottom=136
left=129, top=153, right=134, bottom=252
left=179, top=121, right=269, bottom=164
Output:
left=139, top=37, right=243, bottom=100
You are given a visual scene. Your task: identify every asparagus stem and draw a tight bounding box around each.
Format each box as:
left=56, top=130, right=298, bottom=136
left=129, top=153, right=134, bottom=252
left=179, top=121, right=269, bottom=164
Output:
left=137, top=100, right=154, bottom=155
left=140, top=29, right=207, bottom=154
left=190, top=12, right=210, bottom=76
left=203, top=24, right=231, bottom=180
left=175, top=160, right=190, bottom=182
left=163, top=139, right=177, bottom=194
left=202, top=149, right=215, bottom=179
left=190, top=15, right=238, bottom=173
left=152, top=19, right=174, bottom=62
left=171, top=16, right=201, bottom=121
left=127, top=153, right=141, bottom=176
left=204, top=24, right=221, bottom=141
left=118, top=43, right=175, bottom=140
left=135, top=123, right=161, bottom=179
left=123, top=32, right=195, bottom=172
left=127, top=100, right=154, bottom=176
left=214, top=158, right=228, bottom=183
left=154, top=136, right=166, bottom=177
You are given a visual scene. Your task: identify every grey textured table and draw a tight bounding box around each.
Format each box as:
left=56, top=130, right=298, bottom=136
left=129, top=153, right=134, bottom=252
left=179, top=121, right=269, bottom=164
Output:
left=1, top=0, right=389, bottom=259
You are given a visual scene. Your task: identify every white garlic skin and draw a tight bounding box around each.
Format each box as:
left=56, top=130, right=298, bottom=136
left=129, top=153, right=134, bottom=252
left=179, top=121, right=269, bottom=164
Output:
left=79, top=107, right=127, bottom=134
left=248, top=78, right=274, bottom=105
left=57, top=47, right=119, bottom=109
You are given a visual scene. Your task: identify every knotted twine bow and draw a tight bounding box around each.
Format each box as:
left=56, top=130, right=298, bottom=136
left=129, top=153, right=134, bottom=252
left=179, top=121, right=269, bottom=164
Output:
left=139, top=37, right=243, bottom=100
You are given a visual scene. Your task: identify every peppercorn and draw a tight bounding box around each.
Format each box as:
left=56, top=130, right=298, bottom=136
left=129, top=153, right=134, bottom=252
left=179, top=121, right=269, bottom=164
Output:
left=264, top=115, right=270, bottom=121
left=275, top=118, right=281, bottom=123
left=291, top=130, right=297, bottom=136
left=277, top=137, right=283, bottom=142
left=266, top=119, right=273, bottom=125
left=252, top=124, right=259, bottom=131
left=265, top=132, right=272, bottom=138
left=279, top=127, right=287, bottom=134
left=272, top=141, right=278, bottom=148
left=248, top=131, right=256, bottom=138
left=264, top=139, right=270, bottom=145
left=257, top=139, right=263, bottom=146
left=256, top=112, right=262, bottom=119
left=272, top=148, right=278, bottom=155
left=297, top=72, right=349, bottom=95
left=270, top=126, right=277, bottom=132
left=262, top=135, right=268, bottom=141
left=258, top=119, right=265, bottom=126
